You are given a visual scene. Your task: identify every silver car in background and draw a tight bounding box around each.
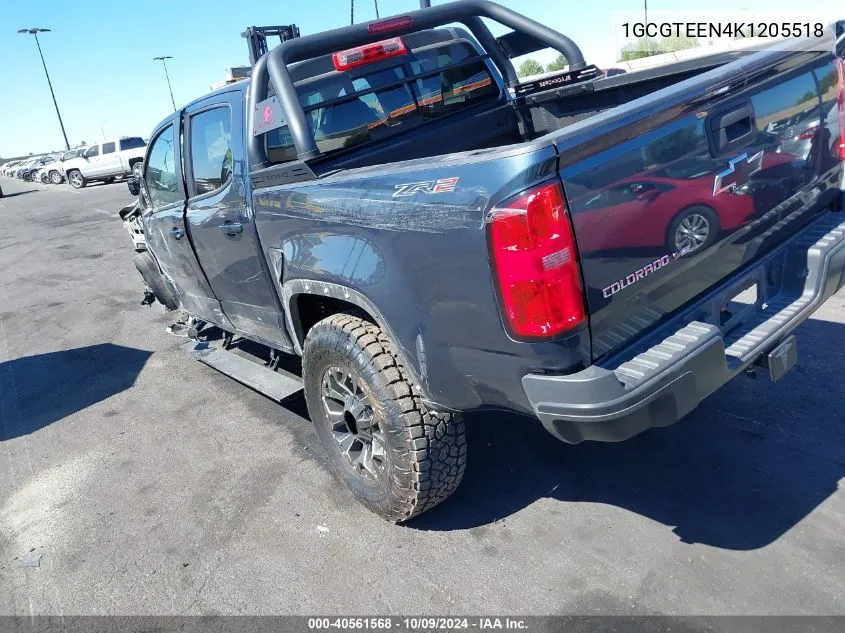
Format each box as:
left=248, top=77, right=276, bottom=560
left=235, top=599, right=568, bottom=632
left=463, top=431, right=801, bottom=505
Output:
left=776, top=100, right=840, bottom=161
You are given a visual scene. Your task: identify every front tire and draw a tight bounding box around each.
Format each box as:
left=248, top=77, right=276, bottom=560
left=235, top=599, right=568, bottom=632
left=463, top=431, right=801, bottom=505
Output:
left=50, top=170, right=63, bottom=184
left=67, top=170, right=86, bottom=189
left=303, top=314, right=466, bottom=522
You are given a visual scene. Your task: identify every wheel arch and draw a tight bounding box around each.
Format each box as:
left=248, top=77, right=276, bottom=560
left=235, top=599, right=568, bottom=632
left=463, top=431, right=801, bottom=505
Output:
left=66, top=168, right=85, bottom=187
left=282, top=279, right=431, bottom=404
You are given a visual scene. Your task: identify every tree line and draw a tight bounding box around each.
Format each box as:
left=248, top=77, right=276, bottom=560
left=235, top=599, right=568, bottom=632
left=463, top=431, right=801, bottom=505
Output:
left=517, top=54, right=567, bottom=78
left=516, top=36, right=700, bottom=78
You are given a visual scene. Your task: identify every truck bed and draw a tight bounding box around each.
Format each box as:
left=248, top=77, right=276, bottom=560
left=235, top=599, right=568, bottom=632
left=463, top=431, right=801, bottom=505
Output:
left=309, top=49, right=757, bottom=175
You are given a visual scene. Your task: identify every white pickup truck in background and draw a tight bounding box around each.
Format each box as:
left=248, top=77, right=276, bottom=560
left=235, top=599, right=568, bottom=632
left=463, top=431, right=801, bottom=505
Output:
left=63, top=137, right=146, bottom=188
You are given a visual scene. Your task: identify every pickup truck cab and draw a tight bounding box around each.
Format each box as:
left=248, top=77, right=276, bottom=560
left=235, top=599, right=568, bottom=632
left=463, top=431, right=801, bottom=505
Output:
left=135, top=0, right=845, bottom=521
left=65, top=137, right=146, bottom=188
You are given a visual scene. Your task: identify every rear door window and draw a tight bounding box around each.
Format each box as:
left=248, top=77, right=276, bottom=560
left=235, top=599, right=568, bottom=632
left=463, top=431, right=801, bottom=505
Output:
left=102, top=142, right=116, bottom=154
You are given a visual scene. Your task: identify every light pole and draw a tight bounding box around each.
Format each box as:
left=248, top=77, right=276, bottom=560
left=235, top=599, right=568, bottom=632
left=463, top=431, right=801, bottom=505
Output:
left=17, top=27, right=70, bottom=150
left=153, top=56, right=177, bottom=111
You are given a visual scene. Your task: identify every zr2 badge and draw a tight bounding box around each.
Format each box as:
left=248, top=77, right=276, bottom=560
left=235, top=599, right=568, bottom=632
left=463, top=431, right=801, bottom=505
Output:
left=393, top=177, right=459, bottom=197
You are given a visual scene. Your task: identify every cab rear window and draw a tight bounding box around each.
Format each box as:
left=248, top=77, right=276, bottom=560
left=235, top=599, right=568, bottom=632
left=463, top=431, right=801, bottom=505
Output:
left=120, top=137, right=147, bottom=151
left=265, top=40, right=497, bottom=164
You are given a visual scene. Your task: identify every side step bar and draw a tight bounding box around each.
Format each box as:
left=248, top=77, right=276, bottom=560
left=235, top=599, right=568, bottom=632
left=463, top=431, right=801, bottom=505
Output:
left=184, top=341, right=303, bottom=402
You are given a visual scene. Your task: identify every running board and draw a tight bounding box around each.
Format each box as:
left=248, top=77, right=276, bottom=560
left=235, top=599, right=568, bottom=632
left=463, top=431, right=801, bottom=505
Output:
left=185, top=341, right=303, bottom=402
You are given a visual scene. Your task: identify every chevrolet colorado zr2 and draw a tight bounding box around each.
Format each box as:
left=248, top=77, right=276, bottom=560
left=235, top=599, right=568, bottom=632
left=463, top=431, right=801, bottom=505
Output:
left=128, top=0, right=845, bottom=521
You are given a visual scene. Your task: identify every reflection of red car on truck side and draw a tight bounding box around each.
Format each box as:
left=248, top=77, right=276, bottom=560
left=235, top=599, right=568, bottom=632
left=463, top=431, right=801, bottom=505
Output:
left=573, top=152, right=797, bottom=256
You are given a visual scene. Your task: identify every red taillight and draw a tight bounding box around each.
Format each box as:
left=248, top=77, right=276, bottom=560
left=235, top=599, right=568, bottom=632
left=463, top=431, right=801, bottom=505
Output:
left=836, top=58, right=845, bottom=161
left=332, top=37, right=406, bottom=71
left=798, top=124, right=819, bottom=140
left=489, top=182, right=586, bottom=339
left=367, top=16, right=412, bottom=35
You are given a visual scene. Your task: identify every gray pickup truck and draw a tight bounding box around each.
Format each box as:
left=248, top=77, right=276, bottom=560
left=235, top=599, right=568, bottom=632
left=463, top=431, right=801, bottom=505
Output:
left=132, top=0, right=845, bottom=521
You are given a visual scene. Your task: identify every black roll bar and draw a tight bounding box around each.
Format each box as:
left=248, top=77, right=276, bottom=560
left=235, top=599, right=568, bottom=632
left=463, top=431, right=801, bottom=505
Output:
left=248, top=0, right=587, bottom=167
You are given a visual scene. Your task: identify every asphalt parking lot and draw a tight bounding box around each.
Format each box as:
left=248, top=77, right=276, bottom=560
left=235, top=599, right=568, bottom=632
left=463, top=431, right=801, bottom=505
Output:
left=0, top=175, right=844, bottom=616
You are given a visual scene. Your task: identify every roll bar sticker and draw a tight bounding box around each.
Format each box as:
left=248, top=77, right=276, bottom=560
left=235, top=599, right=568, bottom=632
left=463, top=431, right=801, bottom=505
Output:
left=253, top=95, right=286, bottom=135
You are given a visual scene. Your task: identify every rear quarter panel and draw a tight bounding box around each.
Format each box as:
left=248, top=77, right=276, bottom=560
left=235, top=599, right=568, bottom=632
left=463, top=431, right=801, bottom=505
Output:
left=252, top=145, right=591, bottom=414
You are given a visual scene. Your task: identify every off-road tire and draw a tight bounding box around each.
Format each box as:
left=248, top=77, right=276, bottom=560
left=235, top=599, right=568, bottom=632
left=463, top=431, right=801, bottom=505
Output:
left=302, top=313, right=466, bottom=522
left=67, top=170, right=86, bottom=189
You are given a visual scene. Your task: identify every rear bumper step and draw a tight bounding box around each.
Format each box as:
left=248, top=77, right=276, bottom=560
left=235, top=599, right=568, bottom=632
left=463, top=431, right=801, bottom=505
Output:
left=523, top=210, right=845, bottom=444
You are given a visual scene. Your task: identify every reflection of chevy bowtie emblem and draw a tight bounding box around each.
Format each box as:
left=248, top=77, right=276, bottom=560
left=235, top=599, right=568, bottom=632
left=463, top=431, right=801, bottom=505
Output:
left=712, top=150, right=764, bottom=196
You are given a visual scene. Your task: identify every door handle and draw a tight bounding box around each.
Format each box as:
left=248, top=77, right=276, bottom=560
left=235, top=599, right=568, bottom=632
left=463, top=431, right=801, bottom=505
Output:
left=171, top=226, right=184, bottom=240
left=219, top=221, right=243, bottom=236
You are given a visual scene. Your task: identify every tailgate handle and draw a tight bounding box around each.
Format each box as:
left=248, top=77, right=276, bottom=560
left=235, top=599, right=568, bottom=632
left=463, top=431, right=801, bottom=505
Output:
left=710, top=103, right=756, bottom=154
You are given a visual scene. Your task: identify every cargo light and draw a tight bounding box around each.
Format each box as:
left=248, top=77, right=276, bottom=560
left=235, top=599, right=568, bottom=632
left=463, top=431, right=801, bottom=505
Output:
left=332, top=37, right=406, bottom=71
left=367, top=16, right=412, bottom=35
left=489, top=182, right=586, bottom=339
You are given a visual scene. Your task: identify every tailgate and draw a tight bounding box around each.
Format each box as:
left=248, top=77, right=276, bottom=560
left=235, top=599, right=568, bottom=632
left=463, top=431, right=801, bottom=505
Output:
left=556, top=51, right=843, bottom=360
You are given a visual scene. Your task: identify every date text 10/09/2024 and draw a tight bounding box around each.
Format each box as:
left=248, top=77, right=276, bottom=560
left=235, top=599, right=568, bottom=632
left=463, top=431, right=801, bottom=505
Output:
left=621, top=22, right=825, bottom=39
left=308, top=618, right=528, bottom=630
